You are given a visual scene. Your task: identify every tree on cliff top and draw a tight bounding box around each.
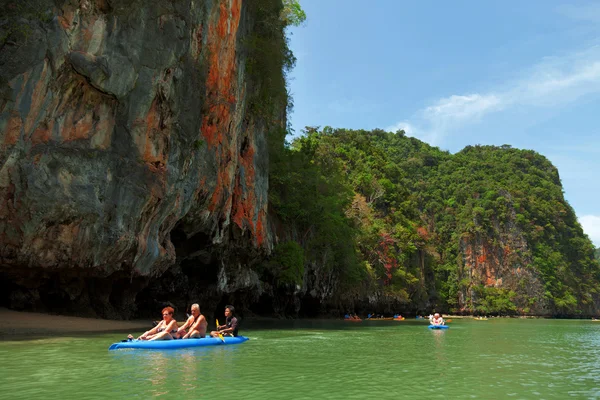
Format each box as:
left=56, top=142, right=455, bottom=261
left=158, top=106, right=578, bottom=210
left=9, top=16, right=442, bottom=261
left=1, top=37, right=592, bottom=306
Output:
left=281, top=0, right=307, bottom=27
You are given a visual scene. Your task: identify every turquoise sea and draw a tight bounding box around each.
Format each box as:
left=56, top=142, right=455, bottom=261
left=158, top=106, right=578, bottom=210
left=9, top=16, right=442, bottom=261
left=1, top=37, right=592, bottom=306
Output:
left=1, top=318, right=600, bottom=399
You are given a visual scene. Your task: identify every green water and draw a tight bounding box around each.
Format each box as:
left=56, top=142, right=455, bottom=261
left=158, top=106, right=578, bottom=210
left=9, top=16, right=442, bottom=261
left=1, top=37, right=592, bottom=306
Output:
left=1, top=318, right=600, bottom=399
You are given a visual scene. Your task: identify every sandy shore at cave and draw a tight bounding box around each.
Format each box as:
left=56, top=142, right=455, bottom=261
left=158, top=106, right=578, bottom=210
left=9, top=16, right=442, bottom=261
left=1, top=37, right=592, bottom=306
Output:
left=0, top=308, right=151, bottom=336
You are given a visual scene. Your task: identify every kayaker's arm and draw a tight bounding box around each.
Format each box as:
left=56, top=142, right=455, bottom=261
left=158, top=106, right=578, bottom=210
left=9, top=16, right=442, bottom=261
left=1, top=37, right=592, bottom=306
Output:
left=177, top=316, right=194, bottom=333
left=165, top=319, right=178, bottom=333
left=139, top=323, right=161, bottom=339
left=218, top=318, right=238, bottom=335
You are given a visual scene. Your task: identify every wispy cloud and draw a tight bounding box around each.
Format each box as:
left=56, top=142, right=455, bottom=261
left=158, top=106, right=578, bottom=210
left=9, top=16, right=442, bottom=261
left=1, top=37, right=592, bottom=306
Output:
left=579, top=215, right=600, bottom=247
left=388, top=45, right=600, bottom=145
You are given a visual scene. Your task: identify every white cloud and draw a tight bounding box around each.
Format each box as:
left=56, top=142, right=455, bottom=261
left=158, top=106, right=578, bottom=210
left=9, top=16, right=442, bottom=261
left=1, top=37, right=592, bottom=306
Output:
left=579, top=215, right=600, bottom=247
left=385, top=121, right=415, bottom=136
left=387, top=45, right=600, bottom=145
left=424, top=94, right=502, bottom=121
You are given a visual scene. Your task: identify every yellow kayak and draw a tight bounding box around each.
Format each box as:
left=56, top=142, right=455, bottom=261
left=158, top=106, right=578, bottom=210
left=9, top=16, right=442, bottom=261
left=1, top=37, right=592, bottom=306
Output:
left=474, top=317, right=489, bottom=321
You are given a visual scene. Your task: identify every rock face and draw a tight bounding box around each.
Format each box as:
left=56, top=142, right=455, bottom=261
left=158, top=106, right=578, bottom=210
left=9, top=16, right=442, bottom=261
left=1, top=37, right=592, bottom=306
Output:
left=0, top=0, right=271, bottom=317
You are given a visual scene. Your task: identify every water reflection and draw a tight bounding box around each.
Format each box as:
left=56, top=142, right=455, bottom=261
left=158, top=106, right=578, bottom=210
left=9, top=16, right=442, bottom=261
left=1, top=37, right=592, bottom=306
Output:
left=108, top=345, right=244, bottom=397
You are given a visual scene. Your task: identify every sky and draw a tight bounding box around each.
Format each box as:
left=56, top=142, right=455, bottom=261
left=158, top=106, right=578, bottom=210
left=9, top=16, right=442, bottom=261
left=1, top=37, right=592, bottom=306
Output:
left=287, top=1, right=600, bottom=247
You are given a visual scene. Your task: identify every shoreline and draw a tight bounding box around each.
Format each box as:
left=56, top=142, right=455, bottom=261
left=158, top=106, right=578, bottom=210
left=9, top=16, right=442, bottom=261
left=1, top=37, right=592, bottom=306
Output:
left=1, top=308, right=594, bottom=338
left=0, top=308, right=151, bottom=337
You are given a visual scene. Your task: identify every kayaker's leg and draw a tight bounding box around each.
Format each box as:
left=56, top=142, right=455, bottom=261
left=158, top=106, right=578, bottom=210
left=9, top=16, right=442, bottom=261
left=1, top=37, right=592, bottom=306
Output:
left=187, top=329, right=203, bottom=338
left=148, top=331, right=173, bottom=341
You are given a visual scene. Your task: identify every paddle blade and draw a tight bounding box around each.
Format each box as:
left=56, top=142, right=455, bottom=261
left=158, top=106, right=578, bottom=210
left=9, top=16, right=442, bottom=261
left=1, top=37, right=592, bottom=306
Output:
left=216, top=318, right=224, bottom=341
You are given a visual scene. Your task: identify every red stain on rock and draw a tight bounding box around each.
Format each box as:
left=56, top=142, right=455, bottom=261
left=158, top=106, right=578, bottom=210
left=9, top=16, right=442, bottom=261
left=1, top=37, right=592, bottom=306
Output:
left=31, top=124, right=53, bottom=145
left=58, top=7, right=75, bottom=30
left=231, top=138, right=267, bottom=246
left=255, top=210, right=266, bottom=247
left=3, top=112, right=22, bottom=145
left=476, top=253, right=487, bottom=264
left=203, top=0, right=242, bottom=218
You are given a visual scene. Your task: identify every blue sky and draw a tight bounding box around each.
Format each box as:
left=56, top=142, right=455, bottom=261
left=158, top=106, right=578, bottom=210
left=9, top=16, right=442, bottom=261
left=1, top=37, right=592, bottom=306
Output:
left=287, top=1, right=600, bottom=246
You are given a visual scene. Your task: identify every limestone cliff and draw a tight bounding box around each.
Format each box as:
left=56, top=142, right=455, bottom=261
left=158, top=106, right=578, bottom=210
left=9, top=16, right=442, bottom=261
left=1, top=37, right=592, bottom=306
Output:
left=0, top=0, right=274, bottom=317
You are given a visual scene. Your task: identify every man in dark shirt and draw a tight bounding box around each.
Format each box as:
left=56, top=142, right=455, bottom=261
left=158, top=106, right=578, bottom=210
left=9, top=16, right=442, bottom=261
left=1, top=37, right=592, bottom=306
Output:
left=211, top=305, right=239, bottom=337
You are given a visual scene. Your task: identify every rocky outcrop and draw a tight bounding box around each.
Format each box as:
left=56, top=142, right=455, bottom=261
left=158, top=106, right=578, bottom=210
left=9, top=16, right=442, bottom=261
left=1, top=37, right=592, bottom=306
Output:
left=0, top=0, right=272, bottom=317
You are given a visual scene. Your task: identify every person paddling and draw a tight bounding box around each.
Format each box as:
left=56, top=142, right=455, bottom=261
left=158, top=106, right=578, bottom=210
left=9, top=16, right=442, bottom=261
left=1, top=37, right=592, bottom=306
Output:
left=210, top=305, right=239, bottom=338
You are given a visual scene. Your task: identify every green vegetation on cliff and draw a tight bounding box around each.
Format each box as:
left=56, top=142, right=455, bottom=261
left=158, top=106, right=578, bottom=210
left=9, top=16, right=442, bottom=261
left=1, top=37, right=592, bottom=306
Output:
left=245, top=0, right=305, bottom=120
left=595, top=248, right=600, bottom=261
left=266, top=127, right=600, bottom=316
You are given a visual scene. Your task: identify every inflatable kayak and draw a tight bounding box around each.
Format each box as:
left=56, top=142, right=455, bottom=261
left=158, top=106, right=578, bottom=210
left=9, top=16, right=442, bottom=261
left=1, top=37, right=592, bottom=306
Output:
left=109, top=336, right=249, bottom=350
left=428, top=325, right=449, bottom=329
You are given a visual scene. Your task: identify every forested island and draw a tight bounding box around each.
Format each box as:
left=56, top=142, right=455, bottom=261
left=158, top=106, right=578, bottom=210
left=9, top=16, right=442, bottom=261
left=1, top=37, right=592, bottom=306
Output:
left=0, top=0, right=598, bottom=319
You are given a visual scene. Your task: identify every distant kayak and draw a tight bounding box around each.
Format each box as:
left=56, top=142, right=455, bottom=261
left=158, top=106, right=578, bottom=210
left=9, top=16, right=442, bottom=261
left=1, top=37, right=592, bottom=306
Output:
left=474, top=317, right=489, bottom=321
left=109, top=336, right=249, bottom=350
left=393, top=317, right=405, bottom=321
left=344, top=318, right=362, bottom=322
left=366, top=317, right=394, bottom=321
left=428, top=325, right=449, bottom=329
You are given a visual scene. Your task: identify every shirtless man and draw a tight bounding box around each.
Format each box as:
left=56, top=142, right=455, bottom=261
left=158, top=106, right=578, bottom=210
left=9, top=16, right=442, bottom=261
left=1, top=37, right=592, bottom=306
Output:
left=174, top=304, right=200, bottom=338
left=182, top=304, right=208, bottom=339
left=431, top=313, right=444, bottom=326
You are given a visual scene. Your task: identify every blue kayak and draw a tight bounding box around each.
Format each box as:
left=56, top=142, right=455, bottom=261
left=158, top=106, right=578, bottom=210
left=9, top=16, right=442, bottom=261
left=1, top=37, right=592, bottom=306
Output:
left=428, top=325, right=449, bottom=329
left=109, top=336, right=249, bottom=350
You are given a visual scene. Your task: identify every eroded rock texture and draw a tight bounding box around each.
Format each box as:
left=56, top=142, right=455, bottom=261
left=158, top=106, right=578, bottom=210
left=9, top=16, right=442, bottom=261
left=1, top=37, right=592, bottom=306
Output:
left=0, top=0, right=270, bottom=317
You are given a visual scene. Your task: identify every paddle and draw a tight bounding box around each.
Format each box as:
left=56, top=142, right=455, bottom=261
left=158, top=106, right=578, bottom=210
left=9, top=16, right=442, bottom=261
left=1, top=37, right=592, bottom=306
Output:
left=216, top=318, right=225, bottom=341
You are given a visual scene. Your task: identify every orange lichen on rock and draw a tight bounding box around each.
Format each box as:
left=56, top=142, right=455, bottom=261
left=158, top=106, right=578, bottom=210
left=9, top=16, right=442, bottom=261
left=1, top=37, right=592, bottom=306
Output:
left=231, top=138, right=267, bottom=246
left=255, top=209, right=266, bottom=247
left=202, top=0, right=242, bottom=216
left=476, top=252, right=487, bottom=264
left=30, top=123, right=53, bottom=145
left=3, top=112, right=22, bottom=145
left=201, top=0, right=241, bottom=147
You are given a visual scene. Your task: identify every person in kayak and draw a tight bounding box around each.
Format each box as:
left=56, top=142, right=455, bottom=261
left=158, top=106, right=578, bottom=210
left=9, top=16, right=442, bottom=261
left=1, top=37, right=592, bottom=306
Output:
left=211, top=305, right=239, bottom=337
left=128, top=307, right=178, bottom=341
left=173, top=303, right=201, bottom=339
left=431, top=313, right=445, bottom=326
left=182, top=304, right=208, bottom=339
